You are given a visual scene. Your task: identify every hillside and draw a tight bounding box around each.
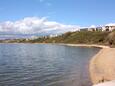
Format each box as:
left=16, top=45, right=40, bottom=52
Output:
left=4, top=31, right=115, bottom=47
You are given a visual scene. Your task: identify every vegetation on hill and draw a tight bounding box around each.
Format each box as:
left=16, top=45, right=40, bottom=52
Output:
left=0, top=31, right=115, bottom=46
left=106, top=31, right=115, bottom=47
left=1, top=31, right=115, bottom=47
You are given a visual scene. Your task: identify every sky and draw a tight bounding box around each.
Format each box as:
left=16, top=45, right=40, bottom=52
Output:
left=0, top=0, right=115, bottom=37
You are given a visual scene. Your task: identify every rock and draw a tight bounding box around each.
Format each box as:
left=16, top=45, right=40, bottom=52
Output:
left=89, top=48, right=115, bottom=84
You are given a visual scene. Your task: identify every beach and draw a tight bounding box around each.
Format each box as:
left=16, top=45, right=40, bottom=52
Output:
left=59, top=43, right=110, bottom=48
left=89, top=46, right=115, bottom=85
left=60, top=43, right=115, bottom=86
left=93, top=80, right=115, bottom=86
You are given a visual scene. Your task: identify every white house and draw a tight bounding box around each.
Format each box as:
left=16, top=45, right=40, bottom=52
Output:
left=80, top=27, right=89, bottom=31
left=102, top=23, right=115, bottom=31
left=88, top=25, right=96, bottom=31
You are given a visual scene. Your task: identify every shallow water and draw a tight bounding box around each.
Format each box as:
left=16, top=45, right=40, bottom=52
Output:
left=0, top=44, right=100, bottom=86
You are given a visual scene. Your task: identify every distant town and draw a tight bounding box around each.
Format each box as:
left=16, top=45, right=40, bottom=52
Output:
left=79, top=23, right=115, bottom=32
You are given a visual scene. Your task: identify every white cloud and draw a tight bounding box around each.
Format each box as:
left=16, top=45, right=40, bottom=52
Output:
left=105, top=23, right=115, bottom=26
left=90, top=25, right=96, bottom=28
left=0, top=17, right=79, bottom=35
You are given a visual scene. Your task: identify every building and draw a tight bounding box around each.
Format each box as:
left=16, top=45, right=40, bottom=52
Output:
left=96, top=27, right=102, bottom=31
left=80, top=28, right=88, bottom=31
left=88, top=28, right=96, bottom=31
left=103, top=23, right=115, bottom=31
left=79, top=23, right=115, bottom=32
left=88, top=25, right=96, bottom=31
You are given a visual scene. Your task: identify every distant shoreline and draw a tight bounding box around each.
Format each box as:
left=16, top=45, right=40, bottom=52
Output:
left=0, top=42, right=110, bottom=48
left=0, top=43, right=111, bottom=48
left=58, top=43, right=110, bottom=49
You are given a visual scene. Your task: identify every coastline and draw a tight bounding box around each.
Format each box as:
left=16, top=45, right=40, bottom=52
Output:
left=58, top=43, right=110, bottom=49
left=59, top=43, right=115, bottom=86
left=0, top=43, right=110, bottom=49
left=61, top=43, right=115, bottom=86
left=89, top=46, right=115, bottom=86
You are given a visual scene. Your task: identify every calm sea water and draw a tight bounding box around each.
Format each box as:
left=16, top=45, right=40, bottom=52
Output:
left=0, top=44, right=100, bottom=86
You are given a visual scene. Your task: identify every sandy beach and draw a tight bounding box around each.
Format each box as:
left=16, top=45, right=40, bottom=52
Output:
left=60, top=43, right=115, bottom=86
left=59, top=43, right=110, bottom=48
left=89, top=46, right=115, bottom=86
left=93, top=80, right=115, bottom=86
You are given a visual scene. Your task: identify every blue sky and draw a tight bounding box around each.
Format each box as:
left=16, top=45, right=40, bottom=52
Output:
left=0, top=0, right=115, bottom=37
left=0, top=0, right=115, bottom=26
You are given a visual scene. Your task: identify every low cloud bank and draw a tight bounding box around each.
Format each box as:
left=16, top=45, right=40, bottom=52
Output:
left=0, top=17, right=79, bottom=35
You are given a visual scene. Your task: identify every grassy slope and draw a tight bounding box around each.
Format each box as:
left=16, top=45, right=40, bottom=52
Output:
left=31, top=31, right=109, bottom=44
left=4, top=31, right=115, bottom=47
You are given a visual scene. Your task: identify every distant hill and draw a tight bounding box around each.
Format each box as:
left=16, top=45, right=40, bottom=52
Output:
left=1, top=31, right=115, bottom=47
